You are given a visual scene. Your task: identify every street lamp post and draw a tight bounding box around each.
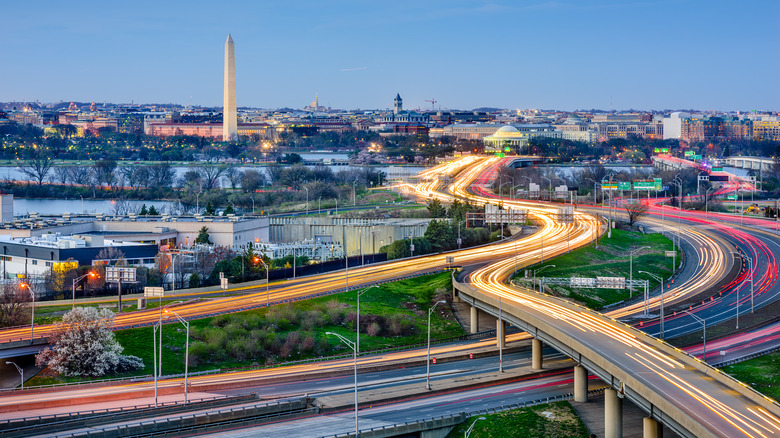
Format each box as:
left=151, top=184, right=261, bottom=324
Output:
left=353, top=179, right=358, bottom=207
left=164, top=309, right=190, bottom=404
left=256, top=257, right=269, bottom=307
left=153, top=321, right=161, bottom=407
left=585, top=177, right=598, bottom=205
left=356, top=286, right=380, bottom=354
left=684, top=311, right=707, bottom=362
left=639, top=271, right=664, bottom=339
left=541, top=176, right=552, bottom=201
left=304, top=186, right=309, bottom=216
left=426, top=300, right=446, bottom=390
left=705, top=186, right=716, bottom=217
left=5, top=361, right=23, bottom=389
left=72, top=271, right=97, bottom=311
left=465, top=416, right=487, bottom=438
left=629, top=246, right=650, bottom=298
left=20, top=282, right=34, bottom=343
left=326, top=332, right=358, bottom=437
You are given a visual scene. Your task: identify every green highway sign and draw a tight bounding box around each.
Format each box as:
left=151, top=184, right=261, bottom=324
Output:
left=713, top=167, right=723, bottom=171
left=601, top=182, right=618, bottom=190
left=684, top=150, right=695, bottom=156
left=633, top=181, right=655, bottom=190
left=654, top=148, right=669, bottom=154
left=655, top=177, right=662, bottom=190
left=693, top=155, right=703, bottom=161
left=618, top=182, right=631, bottom=190
left=727, top=195, right=738, bottom=200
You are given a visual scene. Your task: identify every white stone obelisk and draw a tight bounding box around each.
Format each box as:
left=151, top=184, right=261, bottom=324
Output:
left=223, top=34, right=237, bottom=141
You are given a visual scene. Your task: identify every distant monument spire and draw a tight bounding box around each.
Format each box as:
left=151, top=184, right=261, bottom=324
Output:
left=223, top=34, right=237, bottom=141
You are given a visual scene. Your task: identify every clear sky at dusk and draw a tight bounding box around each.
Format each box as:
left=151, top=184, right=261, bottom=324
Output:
left=1, top=0, right=777, bottom=111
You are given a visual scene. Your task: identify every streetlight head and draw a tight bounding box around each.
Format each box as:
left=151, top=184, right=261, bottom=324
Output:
left=19, top=283, right=28, bottom=289
left=5, top=361, right=10, bottom=365
left=437, top=300, right=446, bottom=304
left=478, top=416, right=486, bottom=420
left=325, top=331, right=335, bottom=336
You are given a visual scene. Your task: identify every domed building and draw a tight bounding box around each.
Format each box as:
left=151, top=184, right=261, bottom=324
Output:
left=483, top=124, right=558, bottom=154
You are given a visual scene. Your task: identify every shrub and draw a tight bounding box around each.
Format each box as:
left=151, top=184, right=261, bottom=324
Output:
left=366, top=322, right=381, bottom=337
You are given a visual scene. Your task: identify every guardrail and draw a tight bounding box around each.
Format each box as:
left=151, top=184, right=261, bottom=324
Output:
left=57, top=397, right=312, bottom=438
left=0, top=393, right=258, bottom=437
left=326, top=390, right=606, bottom=438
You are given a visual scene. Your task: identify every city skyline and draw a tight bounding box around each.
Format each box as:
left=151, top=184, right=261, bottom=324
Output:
left=1, top=0, right=778, bottom=111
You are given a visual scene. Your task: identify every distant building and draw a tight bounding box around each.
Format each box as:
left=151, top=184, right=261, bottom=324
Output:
left=376, top=94, right=429, bottom=125
left=663, top=112, right=690, bottom=140
left=752, top=116, right=780, bottom=141
left=0, top=234, right=158, bottom=281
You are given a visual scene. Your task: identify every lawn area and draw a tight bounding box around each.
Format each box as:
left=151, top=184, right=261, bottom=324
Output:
left=27, top=272, right=463, bottom=385
left=721, top=353, right=780, bottom=402
left=513, top=229, right=678, bottom=310
left=446, top=401, right=590, bottom=438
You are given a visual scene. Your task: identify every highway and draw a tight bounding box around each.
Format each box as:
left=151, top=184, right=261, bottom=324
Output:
left=2, top=155, right=780, bottom=437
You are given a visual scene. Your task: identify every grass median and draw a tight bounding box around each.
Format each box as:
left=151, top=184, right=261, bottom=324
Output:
left=28, top=272, right=464, bottom=385
left=446, top=401, right=590, bottom=438
left=512, top=228, right=678, bottom=310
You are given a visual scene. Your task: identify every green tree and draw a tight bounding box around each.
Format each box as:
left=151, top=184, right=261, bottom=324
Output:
left=188, top=272, right=200, bottom=288
left=147, top=205, right=159, bottom=215
left=195, top=226, right=212, bottom=244
left=139, top=204, right=148, bottom=216
left=223, top=204, right=235, bottom=216
left=427, top=199, right=446, bottom=218
left=204, top=201, right=216, bottom=216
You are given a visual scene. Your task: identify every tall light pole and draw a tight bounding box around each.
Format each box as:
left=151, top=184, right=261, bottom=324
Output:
left=684, top=311, right=707, bottom=363
left=498, top=297, right=504, bottom=373
left=326, top=332, right=358, bottom=437
left=304, top=186, right=309, bottom=216
left=72, top=271, right=97, bottom=311
left=164, top=309, right=190, bottom=404
left=256, top=257, right=269, bottom=307
left=20, top=282, right=34, bottom=343
left=153, top=321, right=161, bottom=407
left=639, top=271, right=664, bottom=339
left=533, top=265, right=555, bottom=293
left=5, top=361, right=23, bottom=389
left=541, top=176, right=552, bottom=201
left=705, top=186, right=716, bottom=217
left=353, top=179, right=358, bottom=207
left=334, top=197, right=338, bottom=215
left=465, top=416, right=487, bottom=438
left=585, top=177, right=598, bottom=205
left=629, top=246, right=650, bottom=298
left=730, top=252, right=746, bottom=328
left=356, top=286, right=380, bottom=353
left=427, top=300, right=446, bottom=390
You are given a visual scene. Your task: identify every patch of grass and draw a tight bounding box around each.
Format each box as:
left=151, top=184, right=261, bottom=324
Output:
left=32, top=273, right=462, bottom=383
left=446, top=401, right=590, bottom=438
left=513, top=229, right=677, bottom=310
left=722, top=353, right=780, bottom=401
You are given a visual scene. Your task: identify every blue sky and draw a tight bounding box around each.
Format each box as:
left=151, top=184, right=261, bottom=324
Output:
left=1, top=0, right=777, bottom=111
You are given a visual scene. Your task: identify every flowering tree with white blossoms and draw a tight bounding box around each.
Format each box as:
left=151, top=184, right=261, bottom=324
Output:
left=35, top=307, right=143, bottom=377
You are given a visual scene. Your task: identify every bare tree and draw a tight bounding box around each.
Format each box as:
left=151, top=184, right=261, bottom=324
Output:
left=198, top=164, right=228, bottom=190
left=624, top=201, right=649, bottom=226
left=0, top=283, right=31, bottom=327
left=52, top=166, right=71, bottom=184
left=19, top=149, right=55, bottom=185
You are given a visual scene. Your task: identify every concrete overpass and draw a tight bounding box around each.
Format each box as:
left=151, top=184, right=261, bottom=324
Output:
left=453, top=277, right=780, bottom=438
left=651, top=155, right=699, bottom=171
left=724, top=156, right=776, bottom=172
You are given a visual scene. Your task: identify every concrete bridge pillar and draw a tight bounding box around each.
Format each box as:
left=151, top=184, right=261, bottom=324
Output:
left=470, top=306, right=479, bottom=334
left=496, top=319, right=506, bottom=349
left=605, top=388, right=623, bottom=438
left=452, top=289, right=462, bottom=303
left=531, top=338, right=543, bottom=370
left=574, top=365, right=588, bottom=402
left=643, top=417, right=662, bottom=438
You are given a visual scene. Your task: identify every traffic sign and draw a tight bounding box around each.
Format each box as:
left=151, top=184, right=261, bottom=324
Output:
left=712, top=167, right=723, bottom=171
left=618, top=182, right=631, bottom=190
left=684, top=151, right=695, bottom=157
left=144, top=287, right=164, bottom=298
left=106, top=267, right=137, bottom=283
left=727, top=195, right=738, bottom=200
left=665, top=251, right=676, bottom=258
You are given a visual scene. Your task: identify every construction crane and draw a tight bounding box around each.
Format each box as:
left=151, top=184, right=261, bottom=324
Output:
left=424, top=98, right=437, bottom=111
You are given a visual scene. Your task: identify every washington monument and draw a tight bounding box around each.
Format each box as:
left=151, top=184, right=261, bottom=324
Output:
left=223, top=34, right=237, bottom=141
